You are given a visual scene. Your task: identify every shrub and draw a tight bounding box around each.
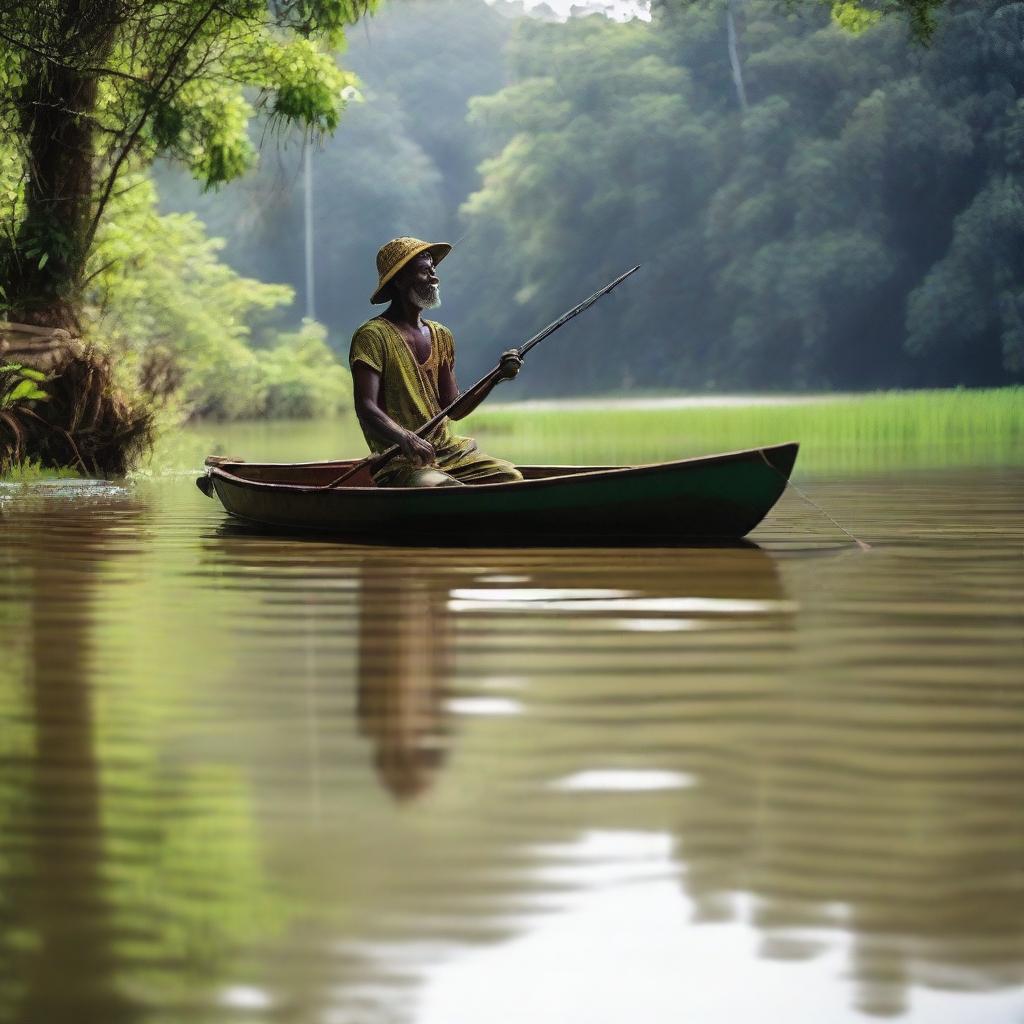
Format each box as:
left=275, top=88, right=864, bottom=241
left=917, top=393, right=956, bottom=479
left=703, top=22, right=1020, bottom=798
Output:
left=258, top=319, right=351, bottom=419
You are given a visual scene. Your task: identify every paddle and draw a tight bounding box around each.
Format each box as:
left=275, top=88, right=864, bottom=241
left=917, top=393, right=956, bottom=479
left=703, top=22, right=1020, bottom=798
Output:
left=321, top=265, right=641, bottom=489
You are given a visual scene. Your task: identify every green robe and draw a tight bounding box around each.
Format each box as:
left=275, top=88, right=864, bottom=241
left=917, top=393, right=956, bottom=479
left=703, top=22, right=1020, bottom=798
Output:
left=349, top=317, right=520, bottom=486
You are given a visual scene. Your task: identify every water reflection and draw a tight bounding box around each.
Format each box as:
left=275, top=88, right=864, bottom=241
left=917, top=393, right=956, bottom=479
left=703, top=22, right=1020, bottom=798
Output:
left=0, top=490, right=284, bottom=1024
left=198, top=520, right=1024, bottom=1022
left=357, top=558, right=454, bottom=800
left=0, top=473, right=1021, bottom=1023
left=348, top=543, right=788, bottom=803
left=0, top=493, right=140, bottom=1023
left=671, top=542, right=1024, bottom=1018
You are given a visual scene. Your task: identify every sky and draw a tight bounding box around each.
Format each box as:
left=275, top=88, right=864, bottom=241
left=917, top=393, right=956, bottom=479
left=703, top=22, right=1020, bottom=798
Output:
left=489, top=0, right=652, bottom=22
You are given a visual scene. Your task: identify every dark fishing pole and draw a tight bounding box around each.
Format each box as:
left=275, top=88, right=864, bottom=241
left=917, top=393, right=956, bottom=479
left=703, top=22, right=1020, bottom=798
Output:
left=322, top=265, right=641, bottom=489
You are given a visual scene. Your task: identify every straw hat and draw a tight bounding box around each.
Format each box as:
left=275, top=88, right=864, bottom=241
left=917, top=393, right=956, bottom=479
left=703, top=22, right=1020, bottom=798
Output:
left=371, top=236, right=452, bottom=304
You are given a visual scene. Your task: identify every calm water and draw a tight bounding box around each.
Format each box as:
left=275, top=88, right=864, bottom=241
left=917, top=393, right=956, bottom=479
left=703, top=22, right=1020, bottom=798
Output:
left=0, top=425, right=1022, bottom=1024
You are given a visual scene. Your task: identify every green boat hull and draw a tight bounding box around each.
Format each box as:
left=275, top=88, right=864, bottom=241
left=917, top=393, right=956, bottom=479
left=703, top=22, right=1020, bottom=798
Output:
left=198, top=443, right=798, bottom=544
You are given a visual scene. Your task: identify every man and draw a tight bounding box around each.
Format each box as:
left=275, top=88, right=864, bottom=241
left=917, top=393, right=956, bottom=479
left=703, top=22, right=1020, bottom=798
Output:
left=349, top=236, right=523, bottom=487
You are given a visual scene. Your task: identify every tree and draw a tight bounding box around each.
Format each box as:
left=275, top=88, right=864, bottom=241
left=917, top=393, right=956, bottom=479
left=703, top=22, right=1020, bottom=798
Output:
left=153, top=0, right=512, bottom=349
left=817, top=0, right=947, bottom=42
left=658, top=0, right=950, bottom=44
left=87, top=172, right=290, bottom=420
left=0, top=0, right=372, bottom=330
left=452, top=0, right=1023, bottom=393
left=453, top=16, right=719, bottom=390
left=86, top=171, right=352, bottom=420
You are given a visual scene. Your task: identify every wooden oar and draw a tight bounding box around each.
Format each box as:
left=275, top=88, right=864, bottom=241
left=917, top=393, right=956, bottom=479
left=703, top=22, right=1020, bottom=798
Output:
left=321, top=265, right=641, bottom=490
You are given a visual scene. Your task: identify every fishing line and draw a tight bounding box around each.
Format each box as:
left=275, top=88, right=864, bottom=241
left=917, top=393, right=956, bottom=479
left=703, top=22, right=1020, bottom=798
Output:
left=759, top=450, right=871, bottom=552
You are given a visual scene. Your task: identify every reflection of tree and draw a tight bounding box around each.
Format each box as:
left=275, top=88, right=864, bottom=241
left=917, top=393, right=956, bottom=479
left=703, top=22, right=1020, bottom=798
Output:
left=673, top=558, right=1024, bottom=1018
left=0, top=498, right=140, bottom=1024
left=0, top=532, right=32, bottom=1016
left=356, top=560, right=455, bottom=801
left=0, top=495, right=284, bottom=1024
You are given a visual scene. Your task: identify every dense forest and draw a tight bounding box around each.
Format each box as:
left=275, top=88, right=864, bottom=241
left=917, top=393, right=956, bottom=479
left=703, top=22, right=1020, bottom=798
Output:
left=457, top=0, right=1024, bottom=392
left=160, top=0, right=1024, bottom=399
left=3, top=0, right=1022, bottom=423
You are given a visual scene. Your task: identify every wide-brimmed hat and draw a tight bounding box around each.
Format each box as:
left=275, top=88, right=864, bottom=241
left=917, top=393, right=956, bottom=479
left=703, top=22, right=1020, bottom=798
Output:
left=371, top=236, right=452, bottom=304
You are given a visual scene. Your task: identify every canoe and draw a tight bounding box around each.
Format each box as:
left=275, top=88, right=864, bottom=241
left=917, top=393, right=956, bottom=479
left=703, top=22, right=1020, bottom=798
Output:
left=196, top=442, right=798, bottom=543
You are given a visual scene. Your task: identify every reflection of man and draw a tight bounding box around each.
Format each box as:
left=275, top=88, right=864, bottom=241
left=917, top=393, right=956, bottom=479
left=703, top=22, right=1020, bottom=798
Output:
left=350, top=236, right=523, bottom=487
left=356, top=564, right=454, bottom=801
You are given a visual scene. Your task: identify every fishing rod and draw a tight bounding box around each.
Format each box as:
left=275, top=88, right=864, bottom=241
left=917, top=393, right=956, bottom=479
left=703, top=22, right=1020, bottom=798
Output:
left=321, top=265, right=641, bottom=489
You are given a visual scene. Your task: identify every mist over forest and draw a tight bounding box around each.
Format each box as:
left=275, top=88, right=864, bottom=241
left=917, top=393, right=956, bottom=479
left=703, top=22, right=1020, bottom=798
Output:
left=156, top=0, right=1024, bottom=397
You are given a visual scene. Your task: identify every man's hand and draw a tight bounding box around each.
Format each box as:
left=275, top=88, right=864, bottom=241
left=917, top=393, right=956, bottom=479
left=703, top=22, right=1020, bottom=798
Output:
left=398, top=429, right=435, bottom=467
left=498, top=349, right=523, bottom=381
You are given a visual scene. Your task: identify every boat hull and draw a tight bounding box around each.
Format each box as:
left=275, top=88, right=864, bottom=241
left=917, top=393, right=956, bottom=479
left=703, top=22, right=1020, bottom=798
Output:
left=199, top=443, right=798, bottom=544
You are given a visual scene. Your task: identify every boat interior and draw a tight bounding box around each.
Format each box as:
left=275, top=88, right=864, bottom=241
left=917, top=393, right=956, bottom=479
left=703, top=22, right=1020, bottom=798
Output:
left=206, top=458, right=618, bottom=488
left=203, top=443, right=798, bottom=489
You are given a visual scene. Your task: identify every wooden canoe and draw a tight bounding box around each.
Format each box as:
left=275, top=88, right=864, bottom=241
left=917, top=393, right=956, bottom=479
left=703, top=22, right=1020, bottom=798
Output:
left=196, top=442, right=798, bottom=543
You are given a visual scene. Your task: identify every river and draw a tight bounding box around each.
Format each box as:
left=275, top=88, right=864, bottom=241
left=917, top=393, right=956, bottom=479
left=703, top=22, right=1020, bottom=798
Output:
left=0, top=418, right=1021, bottom=1024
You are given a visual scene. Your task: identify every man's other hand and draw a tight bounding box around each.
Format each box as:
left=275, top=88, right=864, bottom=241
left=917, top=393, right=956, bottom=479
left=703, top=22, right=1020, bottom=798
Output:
left=399, top=430, right=435, bottom=467
left=498, top=349, right=523, bottom=381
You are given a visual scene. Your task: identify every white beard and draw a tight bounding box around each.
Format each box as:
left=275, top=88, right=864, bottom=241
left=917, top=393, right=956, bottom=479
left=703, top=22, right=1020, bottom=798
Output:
left=409, top=282, right=441, bottom=310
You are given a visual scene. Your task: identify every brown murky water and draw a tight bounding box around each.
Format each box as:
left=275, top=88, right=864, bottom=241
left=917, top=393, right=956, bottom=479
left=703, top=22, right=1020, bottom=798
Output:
left=0, top=459, right=1022, bottom=1024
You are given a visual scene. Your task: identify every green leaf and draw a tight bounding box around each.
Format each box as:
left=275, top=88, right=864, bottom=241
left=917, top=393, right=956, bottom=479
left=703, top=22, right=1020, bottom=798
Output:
left=37, top=251, right=49, bottom=269
left=7, top=379, right=47, bottom=402
left=18, top=367, right=46, bottom=382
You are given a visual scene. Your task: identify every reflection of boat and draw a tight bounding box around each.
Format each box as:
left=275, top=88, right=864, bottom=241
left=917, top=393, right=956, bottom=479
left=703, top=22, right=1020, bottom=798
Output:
left=196, top=443, right=798, bottom=543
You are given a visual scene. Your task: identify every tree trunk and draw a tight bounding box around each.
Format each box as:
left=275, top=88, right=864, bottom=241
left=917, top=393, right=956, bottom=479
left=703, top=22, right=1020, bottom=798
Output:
left=2, top=2, right=119, bottom=331
left=726, top=0, right=748, bottom=114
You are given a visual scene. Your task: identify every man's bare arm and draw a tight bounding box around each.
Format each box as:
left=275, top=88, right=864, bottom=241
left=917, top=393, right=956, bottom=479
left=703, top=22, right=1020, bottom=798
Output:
left=352, top=361, right=435, bottom=465
left=438, top=351, right=522, bottom=421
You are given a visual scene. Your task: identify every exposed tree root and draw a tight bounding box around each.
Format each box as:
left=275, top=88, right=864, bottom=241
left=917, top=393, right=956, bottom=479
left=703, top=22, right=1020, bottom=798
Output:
left=1, top=347, right=154, bottom=477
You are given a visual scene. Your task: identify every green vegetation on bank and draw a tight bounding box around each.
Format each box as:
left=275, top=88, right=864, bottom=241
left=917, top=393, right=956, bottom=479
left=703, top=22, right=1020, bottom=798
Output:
left=89, top=174, right=350, bottom=422
left=0, top=0, right=369, bottom=473
left=0, top=170, right=351, bottom=480
left=467, top=389, right=1024, bottom=473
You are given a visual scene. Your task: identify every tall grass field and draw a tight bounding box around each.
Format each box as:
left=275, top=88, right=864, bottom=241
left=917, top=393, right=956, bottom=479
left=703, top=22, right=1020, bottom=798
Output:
left=111, top=386, right=1023, bottom=478
left=466, top=389, right=1022, bottom=475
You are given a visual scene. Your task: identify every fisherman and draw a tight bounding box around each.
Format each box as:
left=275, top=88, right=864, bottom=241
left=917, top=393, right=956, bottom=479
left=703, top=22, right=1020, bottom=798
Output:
left=349, top=237, right=524, bottom=487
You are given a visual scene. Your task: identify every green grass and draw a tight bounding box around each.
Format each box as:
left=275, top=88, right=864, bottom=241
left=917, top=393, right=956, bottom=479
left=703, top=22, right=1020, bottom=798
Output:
left=145, top=386, right=1024, bottom=478
left=465, top=388, right=1023, bottom=475
left=0, top=459, right=83, bottom=483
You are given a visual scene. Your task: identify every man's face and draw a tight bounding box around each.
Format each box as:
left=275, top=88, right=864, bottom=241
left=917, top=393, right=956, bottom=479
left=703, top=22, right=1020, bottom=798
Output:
left=398, top=252, right=441, bottom=309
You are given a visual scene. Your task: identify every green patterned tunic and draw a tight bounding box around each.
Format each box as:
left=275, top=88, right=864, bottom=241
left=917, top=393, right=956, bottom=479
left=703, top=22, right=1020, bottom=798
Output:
left=349, top=317, right=521, bottom=487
